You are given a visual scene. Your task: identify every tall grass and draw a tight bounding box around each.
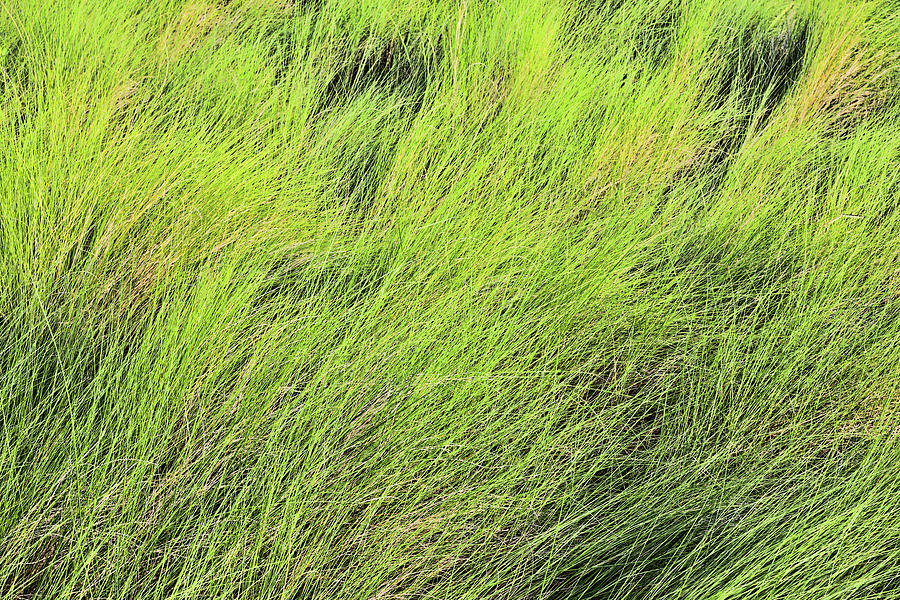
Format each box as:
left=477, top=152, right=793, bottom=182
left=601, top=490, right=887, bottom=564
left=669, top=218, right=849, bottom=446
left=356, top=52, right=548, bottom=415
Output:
left=1, top=0, right=900, bottom=598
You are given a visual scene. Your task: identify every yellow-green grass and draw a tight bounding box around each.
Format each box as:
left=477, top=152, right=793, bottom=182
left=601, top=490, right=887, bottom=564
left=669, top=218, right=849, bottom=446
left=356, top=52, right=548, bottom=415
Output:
left=1, top=0, right=900, bottom=598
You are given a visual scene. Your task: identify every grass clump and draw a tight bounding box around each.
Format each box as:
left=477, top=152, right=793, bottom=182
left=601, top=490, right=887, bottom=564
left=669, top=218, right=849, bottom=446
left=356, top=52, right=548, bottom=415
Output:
left=2, top=0, right=900, bottom=599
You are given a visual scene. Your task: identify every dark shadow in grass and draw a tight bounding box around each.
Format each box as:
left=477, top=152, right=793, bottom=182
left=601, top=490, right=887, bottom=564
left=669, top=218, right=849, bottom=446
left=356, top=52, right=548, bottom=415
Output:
left=567, top=1, right=679, bottom=68
left=1, top=32, right=33, bottom=136
left=264, top=0, right=325, bottom=86
left=544, top=499, right=773, bottom=600
left=0, top=538, right=62, bottom=600
left=710, top=15, right=812, bottom=127
left=630, top=3, right=681, bottom=68
left=631, top=229, right=797, bottom=329
left=334, top=134, right=402, bottom=213
left=547, top=454, right=884, bottom=600
left=234, top=251, right=390, bottom=413
left=0, top=306, right=142, bottom=561
left=712, top=15, right=811, bottom=152
left=532, top=390, right=708, bottom=600
left=254, top=250, right=388, bottom=312
left=318, top=29, right=442, bottom=115
left=58, top=223, right=98, bottom=276
left=0, top=34, right=30, bottom=94
left=267, top=22, right=297, bottom=87
left=568, top=0, right=627, bottom=32
left=544, top=233, right=803, bottom=537
left=853, top=570, right=900, bottom=599
left=307, top=29, right=441, bottom=211
left=664, top=15, right=813, bottom=199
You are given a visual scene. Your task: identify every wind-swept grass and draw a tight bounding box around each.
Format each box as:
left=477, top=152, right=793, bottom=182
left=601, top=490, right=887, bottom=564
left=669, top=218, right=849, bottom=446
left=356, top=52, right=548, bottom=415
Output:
left=2, top=0, right=900, bottom=598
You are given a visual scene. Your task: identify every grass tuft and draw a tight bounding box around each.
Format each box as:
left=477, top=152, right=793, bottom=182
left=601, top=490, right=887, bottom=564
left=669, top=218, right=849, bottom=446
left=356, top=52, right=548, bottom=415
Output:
left=2, top=0, right=900, bottom=598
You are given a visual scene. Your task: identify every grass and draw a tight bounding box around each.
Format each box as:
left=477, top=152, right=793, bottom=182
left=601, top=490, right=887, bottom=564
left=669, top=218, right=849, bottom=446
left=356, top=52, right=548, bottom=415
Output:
left=1, top=0, right=900, bottom=598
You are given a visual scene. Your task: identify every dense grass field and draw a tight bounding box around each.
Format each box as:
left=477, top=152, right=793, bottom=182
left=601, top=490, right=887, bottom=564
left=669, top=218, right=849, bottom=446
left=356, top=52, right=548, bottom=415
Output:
left=2, top=0, right=900, bottom=597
